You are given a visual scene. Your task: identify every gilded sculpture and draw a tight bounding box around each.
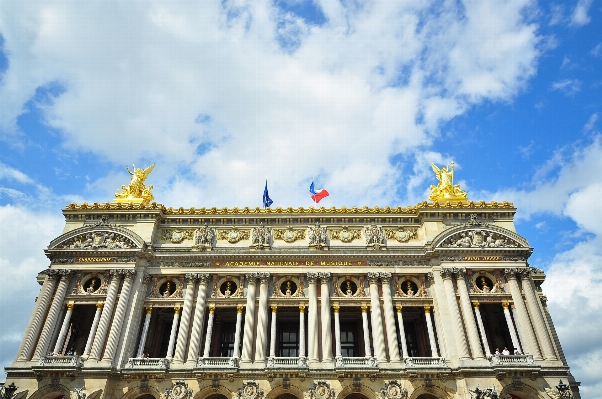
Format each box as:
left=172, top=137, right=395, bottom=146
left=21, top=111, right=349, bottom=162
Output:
left=115, top=164, right=155, bottom=203
left=429, top=162, right=468, bottom=202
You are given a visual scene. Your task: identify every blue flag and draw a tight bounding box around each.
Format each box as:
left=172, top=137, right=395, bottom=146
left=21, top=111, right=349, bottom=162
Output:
left=263, top=180, right=273, bottom=208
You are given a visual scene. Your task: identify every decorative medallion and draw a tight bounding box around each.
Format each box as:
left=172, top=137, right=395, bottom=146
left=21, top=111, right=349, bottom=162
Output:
left=378, top=381, right=408, bottom=399
left=171, top=230, right=184, bottom=243
left=234, top=380, right=264, bottom=399
left=385, top=227, right=418, bottom=243
left=329, top=226, right=361, bottom=243
left=273, top=227, right=306, bottom=243
left=163, top=380, right=193, bottom=399
left=304, top=380, right=335, bottom=399
left=160, top=229, right=194, bottom=244
left=218, top=228, right=250, bottom=244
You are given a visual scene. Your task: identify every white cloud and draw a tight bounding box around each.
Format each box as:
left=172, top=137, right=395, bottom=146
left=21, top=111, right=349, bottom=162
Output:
left=551, top=79, right=581, bottom=95
left=0, top=162, right=35, bottom=185
left=583, top=113, right=598, bottom=132
left=570, top=0, right=593, bottom=26
left=591, top=42, right=602, bottom=57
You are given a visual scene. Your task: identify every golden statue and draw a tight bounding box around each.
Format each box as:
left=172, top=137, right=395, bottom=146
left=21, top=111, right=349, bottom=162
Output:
left=115, top=164, right=155, bottom=203
left=429, top=162, right=468, bottom=202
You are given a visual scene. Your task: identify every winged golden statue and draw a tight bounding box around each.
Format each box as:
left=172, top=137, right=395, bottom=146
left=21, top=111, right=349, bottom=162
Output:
left=429, top=162, right=468, bottom=202
left=115, top=164, right=155, bottom=203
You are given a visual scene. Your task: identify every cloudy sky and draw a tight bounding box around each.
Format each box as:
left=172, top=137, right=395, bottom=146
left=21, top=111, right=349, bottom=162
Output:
left=0, top=0, right=601, bottom=395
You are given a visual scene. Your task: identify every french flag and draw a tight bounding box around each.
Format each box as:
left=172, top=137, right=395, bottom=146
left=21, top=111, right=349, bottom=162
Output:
left=310, top=182, right=329, bottom=203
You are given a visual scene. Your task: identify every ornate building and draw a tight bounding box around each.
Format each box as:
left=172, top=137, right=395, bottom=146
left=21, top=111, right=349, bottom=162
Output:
left=4, top=166, right=580, bottom=399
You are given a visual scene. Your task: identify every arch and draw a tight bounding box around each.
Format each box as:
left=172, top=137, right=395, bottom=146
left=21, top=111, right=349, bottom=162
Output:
left=431, top=224, right=529, bottom=250
left=121, top=386, right=161, bottom=399
left=336, top=384, right=376, bottom=399
left=193, top=385, right=233, bottom=399
left=48, top=224, right=146, bottom=250
left=409, top=386, right=450, bottom=399
left=28, top=384, right=70, bottom=399
left=265, top=384, right=304, bottom=399
left=499, top=382, right=546, bottom=399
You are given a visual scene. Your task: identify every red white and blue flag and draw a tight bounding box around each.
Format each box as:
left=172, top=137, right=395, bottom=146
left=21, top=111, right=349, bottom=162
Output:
left=309, top=182, right=329, bottom=203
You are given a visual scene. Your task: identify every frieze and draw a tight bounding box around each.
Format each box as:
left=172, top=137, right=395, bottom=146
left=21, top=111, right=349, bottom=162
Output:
left=273, top=227, right=306, bottom=243
left=441, top=229, right=518, bottom=248
left=52, top=256, right=137, bottom=264
left=153, top=261, right=211, bottom=268
left=162, top=380, right=193, bottom=399
left=57, top=231, right=136, bottom=250
left=328, top=226, right=362, bottom=243
left=385, top=227, right=418, bottom=243
left=160, top=229, right=195, bottom=244
left=469, top=386, right=500, bottom=399
left=377, top=381, right=408, bottom=399
left=440, top=256, right=527, bottom=262
left=210, top=260, right=366, bottom=267
left=234, top=380, right=264, bottom=399
left=218, top=228, right=250, bottom=243
left=304, top=380, right=335, bottom=399
left=368, top=260, right=430, bottom=267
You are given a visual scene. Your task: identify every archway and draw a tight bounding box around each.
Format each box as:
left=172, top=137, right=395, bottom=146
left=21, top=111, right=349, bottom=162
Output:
left=416, top=395, right=439, bottom=399
left=343, top=394, right=370, bottom=399
left=204, top=395, right=228, bottom=399
left=274, top=395, right=299, bottom=399
left=134, top=395, right=157, bottom=399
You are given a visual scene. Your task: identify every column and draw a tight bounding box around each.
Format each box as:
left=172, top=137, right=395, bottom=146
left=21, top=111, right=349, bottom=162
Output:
left=367, top=272, right=387, bottom=362
left=254, top=272, right=271, bottom=365
left=83, top=302, right=104, bottom=357
left=90, top=270, right=121, bottom=360
left=424, top=306, right=439, bottom=357
left=440, top=268, right=470, bottom=359
left=502, top=302, right=522, bottom=354
left=361, top=304, right=372, bottom=358
left=17, top=270, right=59, bottom=361
left=186, top=273, right=210, bottom=365
left=269, top=306, right=278, bottom=358
left=456, top=269, right=484, bottom=359
left=333, top=305, right=342, bottom=362
left=320, top=273, right=333, bottom=364
left=166, top=305, right=181, bottom=359
left=380, top=273, right=401, bottom=363
left=504, top=269, right=541, bottom=359
left=102, top=270, right=135, bottom=362
left=473, top=301, right=491, bottom=357
left=307, top=272, right=319, bottom=363
left=136, top=306, right=153, bottom=358
left=33, top=270, right=72, bottom=360
left=240, top=273, right=258, bottom=364
left=233, top=305, right=244, bottom=359
left=53, top=303, right=75, bottom=354
left=202, top=305, right=216, bottom=357
left=520, top=270, right=557, bottom=360
left=173, top=274, right=199, bottom=364
left=396, top=306, right=408, bottom=358
left=299, top=305, right=306, bottom=359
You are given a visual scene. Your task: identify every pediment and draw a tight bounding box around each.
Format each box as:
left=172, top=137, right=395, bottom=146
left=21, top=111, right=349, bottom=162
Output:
left=48, top=225, right=145, bottom=250
left=432, top=224, right=529, bottom=249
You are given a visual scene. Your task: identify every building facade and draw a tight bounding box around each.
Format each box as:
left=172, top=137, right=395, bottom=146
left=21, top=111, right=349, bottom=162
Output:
left=4, top=195, right=580, bottom=399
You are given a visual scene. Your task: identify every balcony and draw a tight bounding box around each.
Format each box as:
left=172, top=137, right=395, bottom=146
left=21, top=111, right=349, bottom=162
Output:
left=404, top=357, right=447, bottom=368
left=489, top=354, right=535, bottom=366
left=196, top=357, right=238, bottom=369
left=335, top=356, right=377, bottom=369
left=124, top=358, right=169, bottom=372
left=32, top=356, right=83, bottom=371
left=266, top=357, right=308, bottom=369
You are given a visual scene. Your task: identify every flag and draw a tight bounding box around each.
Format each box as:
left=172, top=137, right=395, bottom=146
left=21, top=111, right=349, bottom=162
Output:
left=263, top=180, right=273, bottom=208
left=309, top=181, right=329, bottom=203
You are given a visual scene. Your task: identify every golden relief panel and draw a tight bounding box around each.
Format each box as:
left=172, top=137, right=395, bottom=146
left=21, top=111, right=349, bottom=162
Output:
left=159, top=229, right=195, bottom=243
left=385, top=227, right=418, bottom=243
left=217, top=228, right=250, bottom=243
left=273, top=227, right=306, bottom=243
left=328, top=226, right=362, bottom=243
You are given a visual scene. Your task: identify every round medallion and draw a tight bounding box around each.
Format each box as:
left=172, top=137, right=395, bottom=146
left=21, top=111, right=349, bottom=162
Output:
left=228, top=230, right=240, bottom=243
left=171, top=230, right=184, bottom=243
left=395, top=230, right=409, bottom=242
left=340, top=230, right=351, bottom=242
left=285, top=230, right=295, bottom=240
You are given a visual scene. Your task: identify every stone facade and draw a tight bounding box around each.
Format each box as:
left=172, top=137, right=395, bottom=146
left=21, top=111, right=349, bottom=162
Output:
left=4, top=201, right=580, bottom=399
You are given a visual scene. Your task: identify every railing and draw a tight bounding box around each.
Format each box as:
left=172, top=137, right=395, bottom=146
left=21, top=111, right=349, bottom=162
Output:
left=197, top=357, right=238, bottom=368
left=38, top=356, right=83, bottom=368
left=125, top=358, right=169, bottom=370
left=266, top=357, right=308, bottom=368
left=404, top=357, right=447, bottom=368
left=335, top=357, right=377, bottom=368
left=490, top=355, right=534, bottom=366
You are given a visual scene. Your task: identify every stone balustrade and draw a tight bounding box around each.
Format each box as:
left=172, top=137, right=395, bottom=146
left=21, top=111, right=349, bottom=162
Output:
left=196, top=357, right=238, bottom=369
left=266, top=356, right=308, bottom=369
left=125, top=358, right=169, bottom=371
left=489, top=354, right=535, bottom=366
left=37, top=355, right=83, bottom=369
left=404, top=357, right=447, bottom=368
left=335, top=356, right=378, bottom=369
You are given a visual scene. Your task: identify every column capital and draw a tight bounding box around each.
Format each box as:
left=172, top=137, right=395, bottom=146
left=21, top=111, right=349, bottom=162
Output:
left=379, top=272, right=392, bottom=282
left=145, top=305, right=153, bottom=314
left=361, top=304, right=369, bottom=313
left=237, top=304, right=245, bottom=313
left=333, top=304, right=340, bottom=313
left=440, top=268, right=454, bottom=279
left=517, top=267, right=531, bottom=279
left=43, top=269, right=61, bottom=280
left=66, top=302, right=75, bottom=311
left=472, top=301, right=480, bottom=309
left=503, top=268, right=519, bottom=279
left=502, top=301, right=510, bottom=310
left=299, top=304, right=306, bottom=313
left=208, top=304, right=216, bottom=313
left=96, top=301, right=104, bottom=310
left=427, top=271, right=435, bottom=283
left=184, top=273, right=200, bottom=282
left=174, top=305, right=182, bottom=315
left=142, top=273, right=151, bottom=284
left=456, top=267, right=467, bottom=278
left=424, top=305, right=431, bottom=314
left=271, top=305, right=278, bottom=312
left=396, top=305, right=402, bottom=313
left=259, top=272, right=271, bottom=283
left=306, top=272, right=319, bottom=283
left=318, top=272, right=331, bottom=281
left=246, top=273, right=259, bottom=283
left=367, top=272, right=380, bottom=283
left=198, top=273, right=211, bottom=283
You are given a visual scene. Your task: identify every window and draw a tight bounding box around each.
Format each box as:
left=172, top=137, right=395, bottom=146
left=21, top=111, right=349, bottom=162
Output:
left=218, top=322, right=236, bottom=357
left=340, top=322, right=360, bottom=357
left=278, top=322, right=299, bottom=357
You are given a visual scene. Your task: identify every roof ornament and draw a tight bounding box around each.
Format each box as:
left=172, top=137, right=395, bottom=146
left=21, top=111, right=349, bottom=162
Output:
left=429, top=162, right=468, bottom=202
left=115, top=164, right=155, bottom=203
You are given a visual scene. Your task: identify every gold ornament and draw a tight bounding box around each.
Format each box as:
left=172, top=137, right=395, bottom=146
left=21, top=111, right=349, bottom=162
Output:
left=115, top=164, right=155, bottom=203
left=429, top=162, right=468, bottom=202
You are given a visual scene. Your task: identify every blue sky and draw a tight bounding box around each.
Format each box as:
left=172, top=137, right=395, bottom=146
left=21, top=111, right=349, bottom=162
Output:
left=0, top=0, right=601, bottom=396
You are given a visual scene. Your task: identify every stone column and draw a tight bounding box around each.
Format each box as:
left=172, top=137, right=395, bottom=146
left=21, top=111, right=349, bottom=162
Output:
left=254, top=272, right=271, bottom=365
left=396, top=305, right=408, bottom=358
left=367, top=272, right=387, bottom=362
left=319, top=272, right=333, bottom=364
left=307, top=272, right=319, bottom=364
left=380, top=273, right=401, bottom=363
left=504, top=269, right=541, bottom=359
left=186, top=273, right=210, bottom=365
left=424, top=306, right=439, bottom=357
left=299, top=305, right=306, bottom=359
left=361, top=304, right=372, bottom=358
left=502, top=302, right=522, bottom=354
left=269, top=305, right=278, bottom=358
left=520, top=269, right=557, bottom=360
left=202, top=305, right=216, bottom=358
left=102, top=270, right=135, bottom=362
left=240, top=273, right=258, bottom=364
left=90, top=270, right=121, bottom=360
left=33, top=270, right=72, bottom=360
left=53, top=303, right=75, bottom=354
left=83, top=302, right=104, bottom=357
left=166, top=305, right=181, bottom=359
left=233, top=305, right=244, bottom=359
left=456, top=269, right=484, bottom=359
left=136, top=306, right=153, bottom=358
left=17, top=270, right=59, bottom=361
left=440, top=268, right=470, bottom=360
left=333, top=305, right=342, bottom=361
left=173, top=274, right=199, bottom=364
left=473, top=301, right=491, bottom=357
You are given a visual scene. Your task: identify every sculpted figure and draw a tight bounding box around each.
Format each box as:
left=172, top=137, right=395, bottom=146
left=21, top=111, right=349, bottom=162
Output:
left=429, top=162, right=468, bottom=202
left=251, top=223, right=271, bottom=249
left=115, top=164, right=155, bottom=202
left=308, top=223, right=328, bottom=248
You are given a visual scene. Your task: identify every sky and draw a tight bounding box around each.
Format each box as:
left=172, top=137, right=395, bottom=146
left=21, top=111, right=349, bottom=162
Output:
left=0, top=0, right=601, bottom=396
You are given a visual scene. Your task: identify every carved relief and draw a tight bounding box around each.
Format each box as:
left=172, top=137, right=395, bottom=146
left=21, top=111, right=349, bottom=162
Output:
left=469, top=386, right=500, bottom=399
left=441, top=229, right=519, bottom=248
left=396, top=279, right=426, bottom=298
left=59, top=231, right=136, bottom=249
left=250, top=223, right=271, bottom=250
left=273, top=276, right=304, bottom=298
left=234, top=381, right=264, bottom=399
left=218, top=228, right=250, bottom=243
left=365, top=224, right=386, bottom=249
left=377, top=381, right=408, bottom=399
left=273, top=227, right=306, bottom=243
left=160, top=229, right=194, bottom=244
left=304, top=380, right=335, bottom=399
left=162, top=380, right=193, bottom=399
left=308, top=223, right=328, bottom=250
left=385, top=227, right=418, bottom=243
left=328, top=226, right=361, bottom=243
left=470, top=274, right=505, bottom=294
left=72, top=273, right=107, bottom=295
left=212, top=276, right=243, bottom=298
left=149, top=277, right=182, bottom=299
left=193, top=223, right=215, bottom=251
left=335, top=276, right=367, bottom=298
left=544, top=380, right=573, bottom=399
